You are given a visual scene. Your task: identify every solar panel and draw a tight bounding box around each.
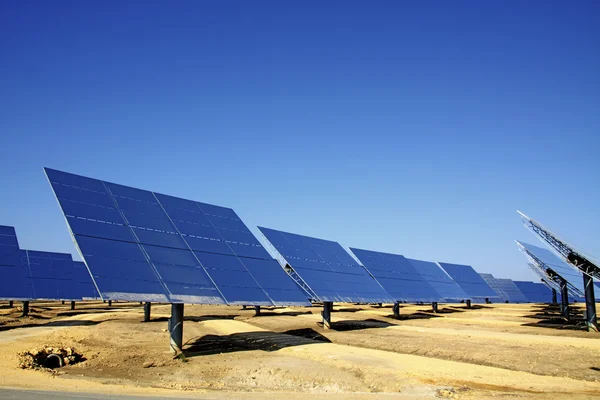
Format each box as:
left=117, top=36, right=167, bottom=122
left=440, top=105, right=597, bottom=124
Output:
left=45, top=168, right=309, bottom=306
left=406, top=258, right=468, bottom=302
left=437, top=262, right=502, bottom=303
left=479, top=274, right=528, bottom=303
left=21, top=250, right=78, bottom=300
left=513, top=281, right=552, bottom=303
left=259, top=227, right=394, bottom=303
left=516, top=241, right=588, bottom=298
left=350, top=248, right=443, bottom=302
left=0, top=225, right=34, bottom=300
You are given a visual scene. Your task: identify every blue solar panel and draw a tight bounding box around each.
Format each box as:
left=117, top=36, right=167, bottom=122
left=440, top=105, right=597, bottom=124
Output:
left=350, top=248, right=443, bottom=302
left=0, top=226, right=34, bottom=300
left=22, top=250, right=75, bottom=300
left=517, top=241, right=587, bottom=298
left=479, top=274, right=528, bottom=303
left=437, top=262, right=501, bottom=303
left=406, top=258, right=469, bottom=302
left=46, top=168, right=309, bottom=306
left=259, top=227, right=394, bottom=303
left=513, top=281, right=552, bottom=303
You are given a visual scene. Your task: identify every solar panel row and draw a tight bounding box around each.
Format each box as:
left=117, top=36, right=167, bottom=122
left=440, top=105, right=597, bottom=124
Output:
left=406, top=258, right=469, bottom=302
left=45, top=168, right=310, bottom=306
left=513, top=281, right=553, bottom=303
left=258, top=227, right=394, bottom=303
left=438, top=262, right=502, bottom=303
left=479, top=273, right=528, bottom=303
left=0, top=225, right=99, bottom=301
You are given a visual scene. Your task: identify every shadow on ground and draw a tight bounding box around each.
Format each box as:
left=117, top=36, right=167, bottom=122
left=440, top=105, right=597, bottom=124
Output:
left=0, top=319, right=109, bottom=332
left=184, top=328, right=330, bottom=357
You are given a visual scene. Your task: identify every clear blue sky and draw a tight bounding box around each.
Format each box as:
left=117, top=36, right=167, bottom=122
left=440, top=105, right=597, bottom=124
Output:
left=1, top=1, right=598, bottom=282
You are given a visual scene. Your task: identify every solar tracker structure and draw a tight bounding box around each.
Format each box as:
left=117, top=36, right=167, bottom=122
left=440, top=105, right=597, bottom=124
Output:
left=478, top=274, right=528, bottom=303
left=0, top=225, right=33, bottom=300
left=258, top=227, right=394, bottom=304
left=513, top=281, right=553, bottom=303
left=349, top=248, right=443, bottom=303
left=45, top=168, right=310, bottom=307
left=438, top=262, right=501, bottom=303
left=406, top=258, right=469, bottom=302
left=516, top=241, right=590, bottom=299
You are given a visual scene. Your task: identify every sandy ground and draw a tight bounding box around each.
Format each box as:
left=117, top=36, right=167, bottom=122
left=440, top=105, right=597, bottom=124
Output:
left=0, top=301, right=599, bottom=399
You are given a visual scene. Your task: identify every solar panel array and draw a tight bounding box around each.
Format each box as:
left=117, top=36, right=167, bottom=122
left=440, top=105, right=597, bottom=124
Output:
left=350, top=248, right=443, bottom=302
left=406, top=258, right=469, bottom=302
left=46, top=168, right=309, bottom=306
left=259, top=227, right=394, bottom=303
left=517, top=241, right=588, bottom=298
left=0, top=226, right=34, bottom=300
left=513, top=281, right=552, bottom=303
left=479, top=273, right=528, bottom=303
left=438, top=262, right=501, bottom=303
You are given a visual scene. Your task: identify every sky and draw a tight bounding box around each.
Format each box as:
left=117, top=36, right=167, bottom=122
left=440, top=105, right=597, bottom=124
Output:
left=1, top=1, right=598, bottom=282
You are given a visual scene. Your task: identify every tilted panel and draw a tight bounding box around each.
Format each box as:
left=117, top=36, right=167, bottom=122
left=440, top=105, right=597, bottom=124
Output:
left=513, top=281, right=552, bottom=303
left=259, top=227, right=394, bottom=303
left=350, top=248, right=443, bottom=302
left=406, top=258, right=468, bottom=302
left=517, top=241, right=588, bottom=298
left=0, top=226, right=33, bottom=300
left=437, top=262, right=501, bottom=303
left=22, top=250, right=81, bottom=300
left=495, top=278, right=529, bottom=303
left=73, top=261, right=100, bottom=300
left=45, top=168, right=309, bottom=306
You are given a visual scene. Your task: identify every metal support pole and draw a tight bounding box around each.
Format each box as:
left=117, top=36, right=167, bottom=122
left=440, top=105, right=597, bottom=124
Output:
left=62, top=301, right=65, bottom=305
left=242, top=305, right=247, bottom=310
left=378, top=303, right=382, bottom=308
left=466, top=299, right=472, bottom=309
left=169, top=303, right=184, bottom=354
left=254, top=306, right=261, bottom=316
left=393, top=302, right=400, bottom=319
left=21, top=301, right=29, bottom=317
left=560, top=281, right=569, bottom=320
left=9, top=301, right=13, bottom=307
left=143, top=302, right=151, bottom=322
left=108, top=300, right=112, bottom=307
left=432, top=302, right=438, bottom=313
left=322, top=301, right=333, bottom=329
left=583, top=274, right=598, bottom=332
left=70, top=301, right=75, bottom=310
left=551, top=288, right=557, bottom=305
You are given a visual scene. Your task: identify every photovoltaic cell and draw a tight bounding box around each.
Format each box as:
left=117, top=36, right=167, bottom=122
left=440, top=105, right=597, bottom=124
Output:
left=406, top=258, right=469, bottom=302
left=479, top=274, right=528, bottom=303
left=259, top=227, right=394, bottom=303
left=437, top=262, right=501, bottom=303
left=350, top=248, right=443, bottom=302
left=513, top=281, right=552, bottom=303
left=0, top=225, right=33, bottom=300
left=45, top=168, right=309, bottom=306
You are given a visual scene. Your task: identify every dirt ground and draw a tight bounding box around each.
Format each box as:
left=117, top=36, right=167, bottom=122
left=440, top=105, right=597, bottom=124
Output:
left=1, top=301, right=599, bottom=399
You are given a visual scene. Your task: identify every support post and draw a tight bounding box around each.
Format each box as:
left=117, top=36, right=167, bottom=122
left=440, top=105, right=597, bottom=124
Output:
left=108, top=300, right=112, bottom=307
left=169, top=303, right=184, bottom=354
left=322, top=301, right=333, bottom=329
left=432, top=302, right=439, bottom=313
left=9, top=301, right=13, bottom=307
left=21, top=301, right=29, bottom=317
left=144, top=302, right=151, bottom=322
left=62, top=301, right=65, bottom=305
left=254, top=306, right=261, bottom=316
left=393, top=302, right=400, bottom=319
left=70, top=301, right=75, bottom=310
left=560, top=281, right=569, bottom=320
left=466, top=299, right=472, bottom=309
left=551, top=288, right=557, bottom=305
left=242, top=305, right=247, bottom=310
left=378, top=303, right=382, bottom=308
left=583, top=274, right=598, bottom=332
